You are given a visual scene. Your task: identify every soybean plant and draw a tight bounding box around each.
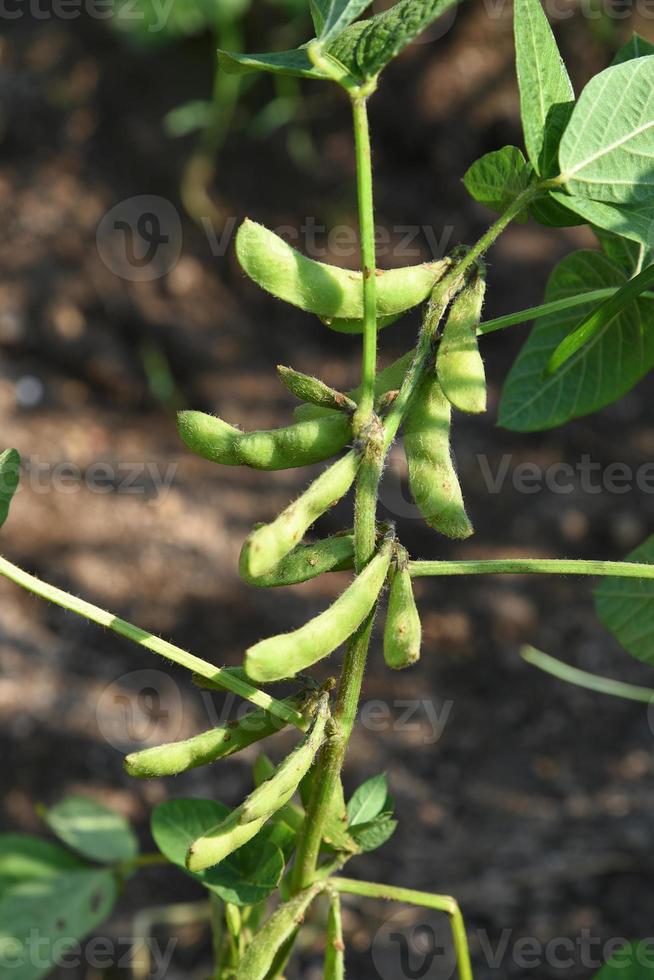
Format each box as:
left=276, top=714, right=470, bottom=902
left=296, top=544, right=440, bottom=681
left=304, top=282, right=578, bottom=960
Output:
left=1, top=4, right=654, bottom=979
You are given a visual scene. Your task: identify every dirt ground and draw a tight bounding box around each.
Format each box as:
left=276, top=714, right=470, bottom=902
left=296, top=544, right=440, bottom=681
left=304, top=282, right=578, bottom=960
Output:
left=2, top=4, right=654, bottom=978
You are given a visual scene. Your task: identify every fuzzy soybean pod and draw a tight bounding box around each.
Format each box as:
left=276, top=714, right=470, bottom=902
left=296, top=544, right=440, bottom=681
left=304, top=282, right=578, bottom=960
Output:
left=384, top=549, right=421, bottom=670
left=294, top=350, right=415, bottom=423
left=236, top=219, right=449, bottom=321
left=178, top=410, right=352, bottom=471
left=324, top=891, right=345, bottom=980
left=187, top=703, right=327, bottom=872
left=234, top=883, right=324, bottom=980
left=240, top=450, right=360, bottom=580
left=123, top=700, right=298, bottom=779
left=241, top=533, right=355, bottom=588
left=239, top=696, right=328, bottom=823
left=277, top=366, right=356, bottom=414
left=436, top=275, right=487, bottom=414
left=245, top=537, right=393, bottom=683
left=403, top=375, right=473, bottom=540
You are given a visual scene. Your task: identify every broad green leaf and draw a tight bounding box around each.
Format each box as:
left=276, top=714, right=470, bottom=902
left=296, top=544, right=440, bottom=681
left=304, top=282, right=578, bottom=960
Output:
left=0, top=836, right=85, bottom=898
left=151, top=799, right=285, bottom=906
left=218, top=46, right=328, bottom=80
left=553, top=193, right=654, bottom=250
left=0, top=449, right=20, bottom=529
left=0, top=869, right=117, bottom=980
left=329, top=0, right=461, bottom=81
left=514, top=0, right=575, bottom=176
left=113, top=0, right=250, bottom=44
left=547, top=263, right=654, bottom=374
left=594, top=941, right=654, bottom=978
left=559, top=57, right=654, bottom=204
left=593, top=227, right=652, bottom=274
left=317, top=0, right=373, bottom=45
left=349, top=814, right=397, bottom=852
left=530, top=193, right=585, bottom=228
left=499, top=251, right=654, bottom=431
left=612, top=33, right=654, bottom=66
left=463, top=146, right=532, bottom=216
left=347, top=773, right=391, bottom=827
left=43, top=797, right=138, bottom=865
left=595, top=535, right=654, bottom=666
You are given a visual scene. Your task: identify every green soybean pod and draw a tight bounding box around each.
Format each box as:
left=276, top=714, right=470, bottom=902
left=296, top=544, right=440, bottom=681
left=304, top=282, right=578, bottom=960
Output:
left=321, top=312, right=402, bottom=334
left=384, top=550, right=421, bottom=670
left=436, top=275, right=487, bottom=414
left=124, top=700, right=298, bottom=779
left=240, top=450, right=360, bottom=580
left=277, top=366, right=356, bottom=414
left=241, top=533, right=355, bottom=588
left=240, top=696, right=328, bottom=823
left=187, top=812, right=266, bottom=873
left=236, top=219, right=449, bottom=320
left=234, top=883, right=324, bottom=980
left=294, top=350, right=415, bottom=423
left=404, top=376, right=473, bottom=540
left=253, top=753, right=305, bottom=833
left=245, top=537, right=393, bottom=683
left=178, top=410, right=352, bottom=471
left=325, top=891, right=345, bottom=980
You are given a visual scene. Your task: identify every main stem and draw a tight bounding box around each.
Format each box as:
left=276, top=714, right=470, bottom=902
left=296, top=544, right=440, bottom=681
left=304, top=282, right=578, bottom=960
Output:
left=292, top=93, right=380, bottom=893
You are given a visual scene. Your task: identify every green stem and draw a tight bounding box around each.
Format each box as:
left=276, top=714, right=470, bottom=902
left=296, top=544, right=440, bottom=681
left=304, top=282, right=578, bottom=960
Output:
left=118, top=853, right=169, bottom=875
left=478, top=289, right=618, bottom=335
left=0, top=554, right=304, bottom=729
left=408, top=558, right=654, bottom=579
left=331, top=878, right=473, bottom=980
left=522, top=647, right=654, bottom=703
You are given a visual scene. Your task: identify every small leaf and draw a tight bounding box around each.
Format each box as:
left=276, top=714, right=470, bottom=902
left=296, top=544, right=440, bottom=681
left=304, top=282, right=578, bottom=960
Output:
left=594, top=941, right=654, bottom=978
left=514, top=0, right=575, bottom=176
left=463, top=146, right=532, bottom=216
left=595, top=535, right=654, bottom=666
left=550, top=193, right=654, bottom=251
left=559, top=57, right=654, bottom=204
left=547, top=263, right=654, bottom=374
left=151, top=799, right=285, bottom=906
left=0, top=869, right=117, bottom=980
left=349, top=814, right=398, bottom=852
left=310, top=0, right=327, bottom=32
left=0, top=836, right=85, bottom=898
left=0, top=449, right=20, bottom=530
left=612, top=33, right=654, bottom=66
left=218, top=46, right=328, bottom=80
left=347, top=773, right=392, bottom=827
left=499, top=250, right=654, bottom=431
left=317, top=0, right=373, bottom=45
left=43, top=797, right=138, bottom=865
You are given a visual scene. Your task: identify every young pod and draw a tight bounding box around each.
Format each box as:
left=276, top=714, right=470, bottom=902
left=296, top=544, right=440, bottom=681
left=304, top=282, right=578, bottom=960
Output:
left=253, top=753, right=304, bottom=833
left=436, top=275, right=487, bottom=414
left=240, top=533, right=355, bottom=588
left=245, top=536, right=393, bottom=683
left=324, top=891, right=345, bottom=980
left=236, top=219, right=450, bottom=321
left=277, top=366, right=356, bottom=414
left=234, top=883, right=324, bottom=980
left=239, top=696, right=328, bottom=824
left=123, top=700, right=297, bottom=779
left=294, top=350, right=415, bottom=424
left=384, top=550, right=421, bottom=670
left=403, top=376, right=473, bottom=540
left=240, top=451, right=360, bottom=580
left=178, top=410, right=352, bottom=471
left=186, top=702, right=328, bottom=872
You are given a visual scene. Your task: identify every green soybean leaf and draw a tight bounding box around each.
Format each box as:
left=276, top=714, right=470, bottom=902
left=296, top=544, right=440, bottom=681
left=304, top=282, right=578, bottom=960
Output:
left=547, top=264, right=654, bottom=374
left=594, top=941, right=654, bottom=978
left=0, top=836, right=85, bottom=898
left=499, top=250, right=654, bottom=431
left=330, top=0, right=461, bottom=81
left=0, top=869, right=117, bottom=980
left=612, top=34, right=654, bottom=66
left=151, top=799, right=285, bottom=906
left=349, top=814, right=398, bottom=852
left=218, top=46, right=329, bottom=80
left=514, top=0, right=575, bottom=176
left=593, top=227, right=652, bottom=274
left=310, top=0, right=327, bottom=32
left=559, top=57, right=654, bottom=204
left=463, top=146, right=532, bottom=216
left=0, top=449, right=20, bottom=530
left=595, top=535, right=654, bottom=666
left=317, top=0, right=373, bottom=45
left=43, top=797, right=138, bottom=864
left=347, top=773, right=391, bottom=827
left=549, top=193, right=654, bottom=250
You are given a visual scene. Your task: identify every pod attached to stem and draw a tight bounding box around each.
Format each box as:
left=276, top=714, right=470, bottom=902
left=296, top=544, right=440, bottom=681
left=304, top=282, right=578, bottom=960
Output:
left=436, top=273, right=487, bottom=414
left=384, top=546, right=421, bottom=670
left=240, top=532, right=355, bottom=588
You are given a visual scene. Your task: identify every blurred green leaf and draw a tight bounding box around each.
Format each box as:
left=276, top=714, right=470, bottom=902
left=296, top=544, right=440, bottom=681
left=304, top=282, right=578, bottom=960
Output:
left=0, top=450, right=20, bottom=530
left=594, top=941, right=654, bottom=977
left=43, top=797, right=138, bottom=865
left=0, top=836, right=85, bottom=899
left=595, top=536, right=654, bottom=666
left=612, top=33, right=654, bottom=66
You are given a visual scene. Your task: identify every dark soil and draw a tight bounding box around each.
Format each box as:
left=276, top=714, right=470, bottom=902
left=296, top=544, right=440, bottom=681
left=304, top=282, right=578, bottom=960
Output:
left=2, top=5, right=654, bottom=979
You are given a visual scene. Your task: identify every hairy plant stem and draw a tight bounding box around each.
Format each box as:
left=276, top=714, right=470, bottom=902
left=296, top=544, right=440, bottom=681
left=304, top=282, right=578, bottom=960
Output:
left=409, top=558, right=654, bottom=579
